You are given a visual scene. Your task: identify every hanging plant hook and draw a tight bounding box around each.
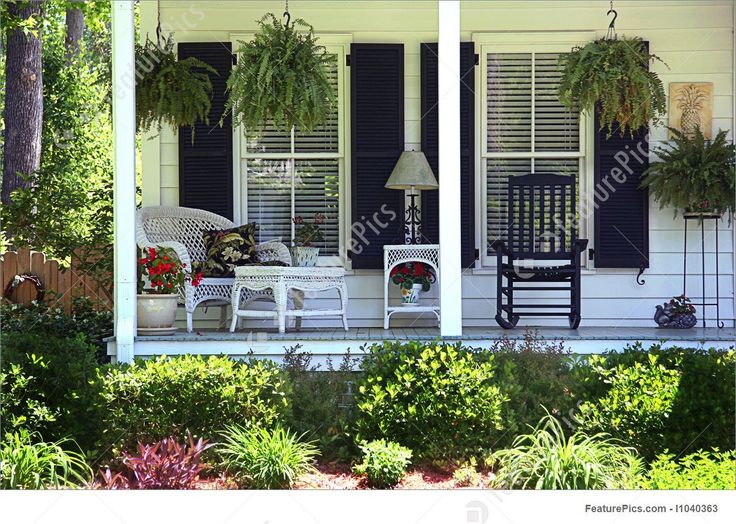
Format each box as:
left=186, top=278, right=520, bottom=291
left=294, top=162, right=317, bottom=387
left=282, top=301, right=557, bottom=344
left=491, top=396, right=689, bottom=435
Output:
left=606, top=0, right=618, bottom=40
left=155, top=0, right=163, bottom=45
left=283, top=0, right=291, bottom=29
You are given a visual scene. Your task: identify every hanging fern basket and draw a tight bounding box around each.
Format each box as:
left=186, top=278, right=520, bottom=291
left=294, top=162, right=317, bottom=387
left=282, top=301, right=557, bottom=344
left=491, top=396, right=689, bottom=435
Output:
left=640, top=127, right=736, bottom=218
left=135, top=35, right=216, bottom=135
left=558, top=37, right=667, bottom=136
left=224, top=13, right=336, bottom=133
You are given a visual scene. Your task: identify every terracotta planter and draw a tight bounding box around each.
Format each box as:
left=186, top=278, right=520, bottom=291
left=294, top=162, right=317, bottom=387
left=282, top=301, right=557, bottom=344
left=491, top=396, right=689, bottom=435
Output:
left=137, top=294, right=179, bottom=335
left=291, top=246, right=320, bottom=267
left=401, top=284, right=423, bottom=306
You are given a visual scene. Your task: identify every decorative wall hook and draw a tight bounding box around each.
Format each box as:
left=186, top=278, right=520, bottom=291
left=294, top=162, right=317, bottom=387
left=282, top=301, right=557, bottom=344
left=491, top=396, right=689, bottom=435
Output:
left=636, top=262, right=646, bottom=286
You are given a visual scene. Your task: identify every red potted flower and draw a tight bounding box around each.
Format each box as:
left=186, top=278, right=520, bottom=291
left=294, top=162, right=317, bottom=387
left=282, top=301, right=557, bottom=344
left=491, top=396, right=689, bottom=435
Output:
left=137, top=247, right=203, bottom=335
left=390, top=261, right=436, bottom=306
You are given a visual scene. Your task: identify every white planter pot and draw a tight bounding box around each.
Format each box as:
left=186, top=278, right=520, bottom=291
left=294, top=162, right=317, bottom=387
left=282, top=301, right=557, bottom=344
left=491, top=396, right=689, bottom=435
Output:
left=291, top=246, right=320, bottom=267
left=401, top=284, right=423, bottom=306
left=137, top=294, right=179, bottom=335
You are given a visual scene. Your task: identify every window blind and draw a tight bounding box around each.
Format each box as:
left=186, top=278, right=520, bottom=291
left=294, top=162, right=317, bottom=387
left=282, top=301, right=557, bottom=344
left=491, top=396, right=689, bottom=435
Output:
left=243, top=55, right=340, bottom=255
left=485, top=51, right=580, bottom=253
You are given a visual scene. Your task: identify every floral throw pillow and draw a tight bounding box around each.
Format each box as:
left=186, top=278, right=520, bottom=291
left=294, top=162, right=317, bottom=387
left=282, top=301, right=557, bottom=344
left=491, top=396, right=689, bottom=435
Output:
left=195, top=223, right=258, bottom=277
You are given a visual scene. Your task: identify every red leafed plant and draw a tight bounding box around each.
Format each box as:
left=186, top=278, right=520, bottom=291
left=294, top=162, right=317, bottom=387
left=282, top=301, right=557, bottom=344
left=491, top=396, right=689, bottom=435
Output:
left=98, top=436, right=213, bottom=489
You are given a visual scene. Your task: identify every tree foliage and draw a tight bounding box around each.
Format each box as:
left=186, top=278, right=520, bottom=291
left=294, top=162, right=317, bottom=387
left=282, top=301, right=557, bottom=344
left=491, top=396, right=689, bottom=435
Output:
left=225, top=13, right=336, bottom=133
left=2, top=44, right=114, bottom=295
left=558, top=37, right=667, bottom=136
left=1, top=1, right=113, bottom=296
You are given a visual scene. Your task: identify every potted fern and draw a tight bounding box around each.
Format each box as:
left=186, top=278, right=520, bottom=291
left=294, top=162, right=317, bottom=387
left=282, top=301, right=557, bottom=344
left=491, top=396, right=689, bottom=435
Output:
left=640, top=127, right=735, bottom=218
left=558, top=37, right=667, bottom=136
left=136, top=35, right=216, bottom=136
left=224, top=13, right=335, bottom=133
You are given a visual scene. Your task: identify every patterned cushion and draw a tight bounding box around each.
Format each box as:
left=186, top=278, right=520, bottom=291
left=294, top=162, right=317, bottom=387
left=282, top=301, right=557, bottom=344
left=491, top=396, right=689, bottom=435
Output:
left=195, top=223, right=258, bottom=277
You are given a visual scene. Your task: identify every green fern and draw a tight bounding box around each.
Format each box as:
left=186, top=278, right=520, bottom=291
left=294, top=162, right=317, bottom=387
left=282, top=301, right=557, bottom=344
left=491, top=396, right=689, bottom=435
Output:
left=558, top=37, right=667, bottom=137
left=224, top=13, right=336, bottom=133
left=640, top=127, right=736, bottom=216
left=135, top=34, right=216, bottom=136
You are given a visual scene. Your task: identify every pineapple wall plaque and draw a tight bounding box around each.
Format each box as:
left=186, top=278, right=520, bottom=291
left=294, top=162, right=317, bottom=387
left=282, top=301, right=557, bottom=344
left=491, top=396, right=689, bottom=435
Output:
left=668, top=82, right=713, bottom=139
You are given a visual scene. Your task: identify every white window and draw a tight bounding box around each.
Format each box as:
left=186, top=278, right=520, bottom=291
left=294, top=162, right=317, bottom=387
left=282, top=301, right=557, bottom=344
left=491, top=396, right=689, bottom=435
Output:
left=237, top=42, right=347, bottom=264
left=477, top=34, right=594, bottom=266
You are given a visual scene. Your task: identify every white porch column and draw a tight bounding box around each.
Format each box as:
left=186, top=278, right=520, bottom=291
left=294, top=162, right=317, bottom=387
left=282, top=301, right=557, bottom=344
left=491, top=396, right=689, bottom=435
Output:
left=438, top=0, right=463, bottom=337
left=112, top=0, right=137, bottom=363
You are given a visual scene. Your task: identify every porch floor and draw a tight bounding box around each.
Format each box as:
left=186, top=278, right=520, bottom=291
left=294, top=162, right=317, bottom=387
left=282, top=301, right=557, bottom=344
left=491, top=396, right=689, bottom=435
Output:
left=115, top=325, right=736, bottom=358
left=138, top=326, right=736, bottom=343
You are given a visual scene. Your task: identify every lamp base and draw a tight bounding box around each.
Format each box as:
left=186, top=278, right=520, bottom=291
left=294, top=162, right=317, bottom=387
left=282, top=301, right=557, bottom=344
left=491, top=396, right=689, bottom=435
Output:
left=404, top=192, right=422, bottom=244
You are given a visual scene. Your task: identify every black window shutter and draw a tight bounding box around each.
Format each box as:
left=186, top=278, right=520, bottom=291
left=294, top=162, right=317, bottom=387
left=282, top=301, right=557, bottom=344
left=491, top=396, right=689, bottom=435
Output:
left=178, top=42, right=233, bottom=220
left=350, top=44, right=404, bottom=269
left=593, top=42, right=650, bottom=269
left=420, top=42, right=476, bottom=267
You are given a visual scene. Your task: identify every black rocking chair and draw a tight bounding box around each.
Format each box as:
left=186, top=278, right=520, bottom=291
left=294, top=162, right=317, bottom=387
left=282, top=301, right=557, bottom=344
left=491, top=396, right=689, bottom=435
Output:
left=491, top=173, right=588, bottom=329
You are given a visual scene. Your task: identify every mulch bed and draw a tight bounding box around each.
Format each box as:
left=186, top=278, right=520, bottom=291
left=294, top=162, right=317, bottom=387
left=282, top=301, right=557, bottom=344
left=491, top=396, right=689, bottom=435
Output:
left=196, top=462, right=494, bottom=489
left=294, top=462, right=493, bottom=490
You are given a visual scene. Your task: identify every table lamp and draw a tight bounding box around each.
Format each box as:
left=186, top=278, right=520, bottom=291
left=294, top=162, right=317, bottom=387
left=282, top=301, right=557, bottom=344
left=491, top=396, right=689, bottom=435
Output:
left=384, top=151, right=439, bottom=244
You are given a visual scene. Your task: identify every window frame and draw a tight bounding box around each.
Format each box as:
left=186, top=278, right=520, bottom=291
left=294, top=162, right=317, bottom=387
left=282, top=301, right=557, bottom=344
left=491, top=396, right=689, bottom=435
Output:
left=230, top=33, right=351, bottom=267
left=473, top=32, right=595, bottom=268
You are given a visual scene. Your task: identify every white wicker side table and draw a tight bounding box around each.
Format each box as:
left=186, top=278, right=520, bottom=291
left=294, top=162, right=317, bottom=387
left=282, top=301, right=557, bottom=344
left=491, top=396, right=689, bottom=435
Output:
left=383, top=244, right=440, bottom=329
left=231, top=266, right=349, bottom=334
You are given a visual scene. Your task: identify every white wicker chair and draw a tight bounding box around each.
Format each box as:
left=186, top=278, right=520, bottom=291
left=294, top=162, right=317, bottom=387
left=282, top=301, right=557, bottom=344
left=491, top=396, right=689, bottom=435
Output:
left=136, top=206, right=292, bottom=332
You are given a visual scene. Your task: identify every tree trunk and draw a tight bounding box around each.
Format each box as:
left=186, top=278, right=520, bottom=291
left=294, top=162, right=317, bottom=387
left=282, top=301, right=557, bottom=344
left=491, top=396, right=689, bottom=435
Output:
left=2, top=1, right=43, bottom=205
left=64, top=4, right=85, bottom=63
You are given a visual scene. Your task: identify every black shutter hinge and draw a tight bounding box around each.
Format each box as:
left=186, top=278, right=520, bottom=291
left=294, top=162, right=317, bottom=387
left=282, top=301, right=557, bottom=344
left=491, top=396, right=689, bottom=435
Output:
left=474, top=248, right=480, bottom=260
left=474, top=53, right=479, bottom=65
left=346, top=54, right=351, bottom=67
left=232, top=54, right=237, bottom=66
left=588, top=248, right=595, bottom=260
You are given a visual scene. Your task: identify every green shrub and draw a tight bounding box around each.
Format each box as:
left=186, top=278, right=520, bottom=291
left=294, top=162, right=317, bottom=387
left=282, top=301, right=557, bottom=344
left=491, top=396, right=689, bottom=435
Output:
left=0, top=333, right=103, bottom=451
left=491, top=332, right=580, bottom=447
left=219, top=425, right=319, bottom=489
left=0, top=430, right=92, bottom=489
left=576, top=345, right=735, bottom=458
left=355, top=341, right=506, bottom=461
left=99, top=355, right=290, bottom=452
left=353, top=439, right=412, bottom=489
left=1, top=299, right=113, bottom=361
left=491, top=413, right=643, bottom=489
left=577, top=354, right=680, bottom=459
left=639, top=450, right=736, bottom=490
left=452, top=460, right=481, bottom=488
left=0, top=357, right=58, bottom=437
left=281, top=346, right=360, bottom=461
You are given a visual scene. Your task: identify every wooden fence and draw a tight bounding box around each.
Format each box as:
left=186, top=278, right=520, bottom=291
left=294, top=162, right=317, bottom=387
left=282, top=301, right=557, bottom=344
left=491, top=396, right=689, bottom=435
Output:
left=0, top=248, right=112, bottom=312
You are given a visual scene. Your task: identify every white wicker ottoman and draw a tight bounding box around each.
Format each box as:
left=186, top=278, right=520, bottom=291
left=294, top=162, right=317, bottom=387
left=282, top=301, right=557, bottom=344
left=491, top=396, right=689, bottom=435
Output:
left=231, top=266, right=349, bottom=334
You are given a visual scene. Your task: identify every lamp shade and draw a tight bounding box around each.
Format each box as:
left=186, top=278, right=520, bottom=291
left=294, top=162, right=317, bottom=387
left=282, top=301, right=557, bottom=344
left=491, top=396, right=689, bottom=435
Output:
left=384, top=151, right=438, bottom=191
